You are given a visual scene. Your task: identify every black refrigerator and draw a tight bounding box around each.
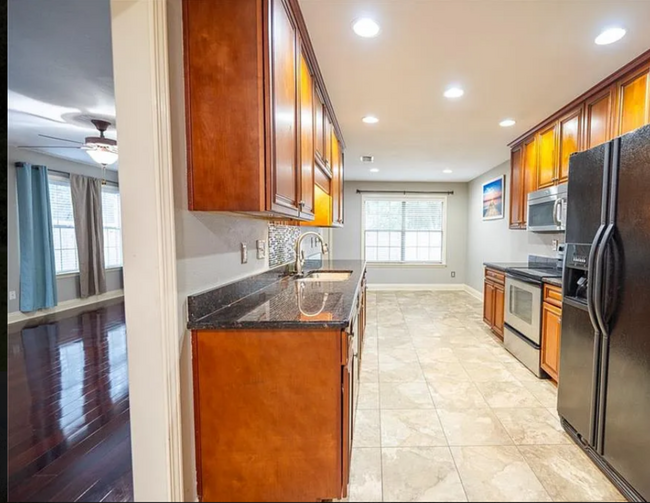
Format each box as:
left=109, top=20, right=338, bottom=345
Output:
left=559, top=123, right=650, bottom=502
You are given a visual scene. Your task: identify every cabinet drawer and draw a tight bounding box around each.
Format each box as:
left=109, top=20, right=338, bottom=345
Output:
left=543, top=284, right=563, bottom=308
left=485, top=268, right=505, bottom=285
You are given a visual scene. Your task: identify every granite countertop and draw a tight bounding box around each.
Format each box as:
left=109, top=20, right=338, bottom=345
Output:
left=483, top=262, right=528, bottom=272
left=187, top=259, right=366, bottom=330
left=543, top=277, right=563, bottom=288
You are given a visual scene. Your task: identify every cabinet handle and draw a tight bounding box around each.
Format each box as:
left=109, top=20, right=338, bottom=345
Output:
left=298, top=201, right=305, bottom=209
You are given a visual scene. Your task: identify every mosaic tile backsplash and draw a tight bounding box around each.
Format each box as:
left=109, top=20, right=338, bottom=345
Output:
left=268, top=224, right=302, bottom=267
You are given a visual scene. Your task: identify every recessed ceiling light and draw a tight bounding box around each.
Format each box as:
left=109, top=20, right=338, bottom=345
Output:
left=353, top=18, right=380, bottom=38
left=443, top=169, right=453, bottom=174
left=499, top=119, right=516, bottom=127
left=370, top=168, right=380, bottom=173
left=362, top=115, right=379, bottom=124
left=595, top=27, right=626, bottom=45
left=443, top=87, right=464, bottom=99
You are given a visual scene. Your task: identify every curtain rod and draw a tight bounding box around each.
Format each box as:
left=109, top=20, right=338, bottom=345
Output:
left=17, top=164, right=119, bottom=187
left=356, top=189, right=454, bottom=195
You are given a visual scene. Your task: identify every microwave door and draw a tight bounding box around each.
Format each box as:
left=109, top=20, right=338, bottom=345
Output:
left=529, top=196, right=563, bottom=232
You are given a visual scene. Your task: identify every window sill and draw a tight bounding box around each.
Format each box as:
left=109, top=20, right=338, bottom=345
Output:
left=366, top=262, right=447, bottom=268
left=56, top=266, right=123, bottom=278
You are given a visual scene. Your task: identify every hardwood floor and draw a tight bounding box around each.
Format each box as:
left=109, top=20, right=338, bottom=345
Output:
left=7, top=301, right=133, bottom=502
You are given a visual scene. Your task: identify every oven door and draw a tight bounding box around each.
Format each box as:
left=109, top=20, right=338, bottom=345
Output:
left=504, top=276, right=542, bottom=344
left=527, top=195, right=566, bottom=232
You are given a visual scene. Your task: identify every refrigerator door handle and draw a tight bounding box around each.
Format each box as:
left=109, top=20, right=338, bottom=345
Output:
left=594, top=224, right=615, bottom=337
left=587, top=224, right=606, bottom=333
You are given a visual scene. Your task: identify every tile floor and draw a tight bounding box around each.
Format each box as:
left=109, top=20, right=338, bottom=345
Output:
left=348, top=290, right=625, bottom=502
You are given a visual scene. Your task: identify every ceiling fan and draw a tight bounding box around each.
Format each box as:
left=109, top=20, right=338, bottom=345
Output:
left=18, top=119, right=118, bottom=167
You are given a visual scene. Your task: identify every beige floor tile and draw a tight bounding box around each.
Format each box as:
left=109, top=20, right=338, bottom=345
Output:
left=422, top=361, right=471, bottom=382
left=353, top=409, right=380, bottom=447
left=348, top=448, right=382, bottom=502
left=382, top=447, right=467, bottom=502
left=380, top=409, right=448, bottom=447
left=475, top=380, right=543, bottom=408
left=427, top=378, right=490, bottom=410
left=416, top=347, right=459, bottom=364
left=379, top=381, right=434, bottom=409
left=502, top=361, right=539, bottom=382
left=360, top=367, right=379, bottom=383
left=520, top=379, right=558, bottom=408
left=379, top=347, right=420, bottom=363
left=461, top=361, right=518, bottom=383
left=358, top=382, right=380, bottom=410
left=453, top=347, right=500, bottom=364
left=379, top=358, right=425, bottom=383
left=519, top=445, right=625, bottom=501
left=437, top=408, right=514, bottom=446
left=492, top=408, right=571, bottom=445
left=451, top=446, right=551, bottom=502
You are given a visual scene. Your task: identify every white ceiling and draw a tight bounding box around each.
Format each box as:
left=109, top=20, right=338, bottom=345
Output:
left=299, top=0, right=650, bottom=182
left=7, top=0, right=117, bottom=169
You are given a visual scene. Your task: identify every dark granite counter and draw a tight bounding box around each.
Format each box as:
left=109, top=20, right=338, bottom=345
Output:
left=187, top=259, right=366, bottom=330
left=543, top=277, right=563, bottom=288
left=484, top=262, right=527, bottom=272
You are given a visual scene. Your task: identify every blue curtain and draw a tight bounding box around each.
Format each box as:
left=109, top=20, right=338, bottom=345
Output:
left=16, top=163, right=58, bottom=312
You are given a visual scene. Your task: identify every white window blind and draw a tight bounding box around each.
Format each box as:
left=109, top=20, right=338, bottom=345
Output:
left=49, top=176, right=79, bottom=274
left=363, top=196, right=446, bottom=264
left=101, top=184, right=123, bottom=269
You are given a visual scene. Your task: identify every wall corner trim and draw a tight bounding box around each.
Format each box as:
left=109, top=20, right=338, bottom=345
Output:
left=7, top=289, right=125, bottom=324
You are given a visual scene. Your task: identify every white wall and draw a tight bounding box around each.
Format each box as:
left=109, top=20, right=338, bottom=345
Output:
left=6, top=146, right=123, bottom=313
left=465, top=160, right=563, bottom=294
left=334, top=181, right=468, bottom=286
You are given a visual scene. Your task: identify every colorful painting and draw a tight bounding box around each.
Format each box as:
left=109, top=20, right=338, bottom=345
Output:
left=482, top=175, right=505, bottom=220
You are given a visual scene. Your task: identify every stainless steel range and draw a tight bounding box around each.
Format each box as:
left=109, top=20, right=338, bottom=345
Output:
left=503, top=257, right=563, bottom=377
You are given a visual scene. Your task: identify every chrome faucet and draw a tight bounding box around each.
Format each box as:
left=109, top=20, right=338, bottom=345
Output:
left=294, top=231, right=329, bottom=276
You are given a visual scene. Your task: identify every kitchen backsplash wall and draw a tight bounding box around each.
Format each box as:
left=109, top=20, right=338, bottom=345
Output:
left=268, top=223, right=302, bottom=267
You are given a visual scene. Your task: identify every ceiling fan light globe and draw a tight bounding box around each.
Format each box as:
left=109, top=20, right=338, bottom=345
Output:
left=86, top=147, right=118, bottom=166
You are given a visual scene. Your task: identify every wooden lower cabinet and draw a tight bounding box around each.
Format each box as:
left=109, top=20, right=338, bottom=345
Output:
left=541, top=284, right=563, bottom=382
left=483, top=268, right=505, bottom=340
left=192, top=279, right=367, bottom=501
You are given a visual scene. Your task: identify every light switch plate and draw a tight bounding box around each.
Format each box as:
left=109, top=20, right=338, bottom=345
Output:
left=552, top=239, right=559, bottom=251
left=241, top=243, right=248, bottom=264
left=9, top=291, right=16, bottom=300
left=451, top=271, right=456, bottom=278
left=256, top=240, right=266, bottom=259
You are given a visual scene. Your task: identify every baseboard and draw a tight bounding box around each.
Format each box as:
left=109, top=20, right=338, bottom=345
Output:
left=464, top=285, right=484, bottom=301
left=7, top=289, right=125, bottom=325
left=367, top=284, right=466, bottom=292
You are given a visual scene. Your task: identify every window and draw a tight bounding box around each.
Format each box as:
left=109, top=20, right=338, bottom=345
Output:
left=362, top=195, right=446, bottom=264
left=49, top=176, right=79, bottom=274
left=101, top=185, right=123, bottom=269
left=48, top=175, right=123, bottom=274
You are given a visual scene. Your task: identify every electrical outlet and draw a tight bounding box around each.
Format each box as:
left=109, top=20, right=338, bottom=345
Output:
left=241, top=243, right=248, bottom=264
left=9, top=291, right=16, bottom=300
left=552, top=239, right=559, bottom=251
left=256, top=240, right=266, bottom=259
left=451, top=271, right=456, bottom=278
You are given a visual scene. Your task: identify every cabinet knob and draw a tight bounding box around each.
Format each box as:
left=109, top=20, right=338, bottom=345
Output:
left=298, top=201, right=305, bottom=209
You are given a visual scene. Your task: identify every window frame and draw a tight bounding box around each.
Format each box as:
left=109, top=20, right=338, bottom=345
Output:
left=361, top=193, right=448, bottom=267
left=48, top=173, right=81, bottom=275
left=101, top=183, right=123, bottom=270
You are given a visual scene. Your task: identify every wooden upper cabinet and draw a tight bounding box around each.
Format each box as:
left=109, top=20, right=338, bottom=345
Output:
left=509, top=145, right=524, bottom=229
left=615, top=63, right=650, bottom=136
left=324, top=111, right=333, bottom=171
left=330, top=132, right=342, bottom=226
left=298, top=45, right=315, bottom=218
left=557, top=107, right=583, bottom=183
left=584, top=86, right=615, bottom=149
left=270, top=0, right=299, bottom=215
left=182, top=0, right=344, bottom=220
left=537, top=123, right=558, bottom=189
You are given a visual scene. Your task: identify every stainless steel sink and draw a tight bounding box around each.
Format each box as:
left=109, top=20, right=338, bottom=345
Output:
left=297, top=270, right=352, bottom=282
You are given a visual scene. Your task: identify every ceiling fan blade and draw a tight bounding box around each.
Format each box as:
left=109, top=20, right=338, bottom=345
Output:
left=38, top=134, right=84, bottom=144
left=18, top=145, right=82, bottom=149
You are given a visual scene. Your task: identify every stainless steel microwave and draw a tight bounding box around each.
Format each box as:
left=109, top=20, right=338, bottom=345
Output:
left=527, top=183, right=567, bottom=232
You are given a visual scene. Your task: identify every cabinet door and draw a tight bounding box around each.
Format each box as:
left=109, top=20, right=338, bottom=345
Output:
left=541, top=302, right=562, bottom=382
left=557, top=107, right=583, bottom=184
left=537, top=122, right=558, bottom=189
left=615, top=64, right=650, bottom=136
left=483, top=280, right=495, bottom=327
left=584, top=86, right=615, bottom=149
left=522, top=136, right=538, bottom=225
left=314, top=84, right=325, bottom=166
left=270, top=0, right=300, bottom=215
left=509, top=146, right=523, bottom=229
left=493, top=285, right=505, bottom=340
left=338, top=145, right=344, bottom=225
left=298, top=46, right=315, bottom=217
left=331, top=134, right=342, bottom=226
left=324, top=112, right=333, bottom=170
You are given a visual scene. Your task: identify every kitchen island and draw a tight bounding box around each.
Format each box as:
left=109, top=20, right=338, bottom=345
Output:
left=187, top=260, right=367, bottom=502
